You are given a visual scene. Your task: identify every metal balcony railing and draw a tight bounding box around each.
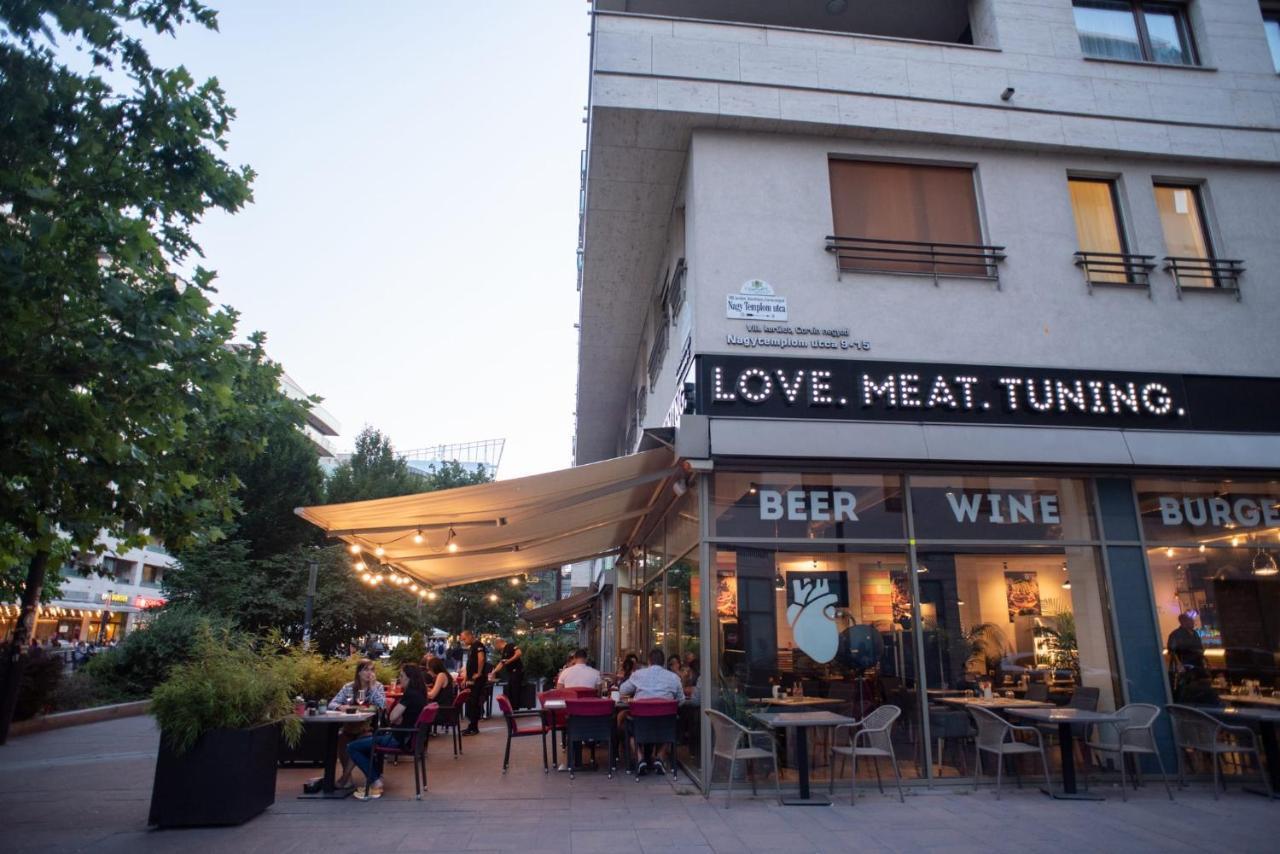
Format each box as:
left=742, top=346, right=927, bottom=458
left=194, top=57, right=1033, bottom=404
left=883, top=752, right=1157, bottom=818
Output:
left=1165, top=256, right=1244, bottom=301
left=1073, top=251, right=1157, bottom=296
left=825, top=235, right=1006, bottom=287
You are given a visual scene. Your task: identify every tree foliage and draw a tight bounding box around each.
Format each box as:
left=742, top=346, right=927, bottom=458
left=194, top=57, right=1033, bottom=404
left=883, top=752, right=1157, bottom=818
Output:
left=0, top=0, right=265, bottom=597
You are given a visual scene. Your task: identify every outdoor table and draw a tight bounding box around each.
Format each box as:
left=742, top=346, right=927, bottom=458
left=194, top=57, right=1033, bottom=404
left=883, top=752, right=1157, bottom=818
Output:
left=749, top=696, right=841, bottom=709
left=297, top=709, right=375, bottom=799
left=937, top=696, right=1055, bottom=711
left=750, top=709, right=858, bottom=806
left=1210, top=705, right=1280, bottom=799
left=1005, top=707, right=1123, bottom=800
left=1220, top=694, right=1280, bottom=710
left=542, top=698, right=630, bottom=771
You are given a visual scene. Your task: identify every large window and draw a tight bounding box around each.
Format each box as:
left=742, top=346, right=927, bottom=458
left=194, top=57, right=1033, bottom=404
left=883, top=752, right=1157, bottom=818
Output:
left=102, top=556, right=134, bottom=584
left=1263, top=6, right=1280, bottom=72
left=1073, top=2, right=1198, bottom=65
left=1154, top=183, right=1213, bottom=261
left=1137, top=478, right=1280, bottom=703
left=828, top=159, right=985, bottom=275
left=1068, top=176, right=1131, bottom=284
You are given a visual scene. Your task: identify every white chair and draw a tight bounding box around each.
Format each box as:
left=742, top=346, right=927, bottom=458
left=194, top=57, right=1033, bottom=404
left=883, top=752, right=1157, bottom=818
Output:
left=704, top=709, right=781, bottom=808
left=1083, top=703, right=1173, bottom=801
left=1167, top=704, right=1273, bottom=800
left=829, top=704, right=904, bottom=803
left=968, top=706, right=1053, bottom=799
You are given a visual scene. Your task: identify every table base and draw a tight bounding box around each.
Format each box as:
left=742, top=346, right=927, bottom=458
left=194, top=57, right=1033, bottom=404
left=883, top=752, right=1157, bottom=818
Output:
left=1038, top=786, right=1104, bottom=801
left=780, top=796, right=832, bottom=806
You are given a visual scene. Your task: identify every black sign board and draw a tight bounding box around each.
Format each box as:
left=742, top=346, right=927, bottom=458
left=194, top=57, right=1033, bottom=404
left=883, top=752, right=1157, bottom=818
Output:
left=695, top=355, right=1280, bottom=433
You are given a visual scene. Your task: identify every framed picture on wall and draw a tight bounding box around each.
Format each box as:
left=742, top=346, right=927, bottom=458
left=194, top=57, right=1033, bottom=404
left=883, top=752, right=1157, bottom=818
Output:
left=1005, top=571, right=1042, bottom=622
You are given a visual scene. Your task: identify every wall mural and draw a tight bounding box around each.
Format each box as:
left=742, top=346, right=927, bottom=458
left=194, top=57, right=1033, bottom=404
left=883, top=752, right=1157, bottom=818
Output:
left=784, top=572, right=848, bottom=663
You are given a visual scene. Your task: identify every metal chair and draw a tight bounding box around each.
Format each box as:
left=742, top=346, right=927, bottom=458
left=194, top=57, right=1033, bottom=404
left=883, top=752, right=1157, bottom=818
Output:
left=1025, top=682, right=1049, bottom=702
left=928, top=706, right=974, bottom=777
left=367, top=703, right=438, bottom=800
left=830, top=704, right=905, bottom=804
left=435, top=688, right=470, bottom=757
left=564, top=698, right=616, bottom=779
left=1167, top=704, right=1273, bottom=799
left=704, top=709, right=781, bottom=808
left=496, top=694, right=550, bottom=774
left=968, top=706, right=1053, bottom=799
left=629, top=698, right=679, bottom=781
left=1084, top=703, right=1173, bottom=801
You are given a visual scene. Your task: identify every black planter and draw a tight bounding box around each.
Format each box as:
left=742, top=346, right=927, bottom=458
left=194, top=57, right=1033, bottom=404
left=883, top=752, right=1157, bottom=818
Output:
left=277, top=720, right=327, bottom=767
left=149, top=722, right=280, bottom=828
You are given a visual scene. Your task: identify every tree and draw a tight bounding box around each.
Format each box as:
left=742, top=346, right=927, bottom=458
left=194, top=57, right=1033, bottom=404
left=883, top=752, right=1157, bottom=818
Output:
left=419, top=578, right=527, bottom=639
left=324, top=428, right=422, bottom=504
left=0, top=1, right=260, bottom=742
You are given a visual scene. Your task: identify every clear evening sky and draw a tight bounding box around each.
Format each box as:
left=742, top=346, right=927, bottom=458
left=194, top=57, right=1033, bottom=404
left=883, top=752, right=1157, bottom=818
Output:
left=144, top=2, right=589, bottom=478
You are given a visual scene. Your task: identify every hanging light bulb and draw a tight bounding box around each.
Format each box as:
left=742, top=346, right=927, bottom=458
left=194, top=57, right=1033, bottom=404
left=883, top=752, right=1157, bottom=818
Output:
left=509, top=576, right=521, bottom=586
left=1199, top=544, right=1206, bottom=553
left=1165, top=547, right=1175, bottom=558
left=1252, top=549, right=1279, bottom=577
left=446, top=527, right=458, bottom=553
left=374, top=546, right=385, bottom=557
left=418, top=590, right=427, bottom=599
left=349, top=544, right=362, bottom=555
left=354, top=561, right=366, bottom=572
left=956, top=598, right=966, bottom=606
left=409, top=583, right=418, bottom=592
left=413, top=530, right=424, bottom=545
left=427, top=591, right=438, bottom=601
left=487, top=593, right=498, bottom=603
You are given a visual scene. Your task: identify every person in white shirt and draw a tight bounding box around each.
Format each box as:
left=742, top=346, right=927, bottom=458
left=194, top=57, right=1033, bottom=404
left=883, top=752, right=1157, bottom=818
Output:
left=556, top=648, right=601, bottom=691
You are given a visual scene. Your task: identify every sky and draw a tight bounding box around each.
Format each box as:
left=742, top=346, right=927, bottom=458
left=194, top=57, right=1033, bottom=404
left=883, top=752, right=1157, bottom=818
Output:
left=142, top=2, right=590, bottom=479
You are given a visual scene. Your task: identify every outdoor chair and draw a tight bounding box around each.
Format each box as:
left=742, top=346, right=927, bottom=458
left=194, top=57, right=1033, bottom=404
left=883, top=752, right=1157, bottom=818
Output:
left=704, top=709, right=780, bottom=808
left=629, top=698, right=679, bottom=781
left=1025, top=682, right=1049, bottom=702
left=436, top=688, right=470, bottom=757
left=497, top=694, right=550, bottom=774
left=1084, top=703, right=1173, bottom=801
left=1167, top=704, right=1273, bottom=799
left=928, top=706, right=974, bottom=777
left=538, top=687, right=577, bottom=764
left=570, top=686, right=600, bottom=698
left=366, top=703, right=438, bottom=800
left=830, top=704, right=905, bottom=803
left=564, top=698, right=616, bottom=779
left=968, top=705, right=1053, bottom=799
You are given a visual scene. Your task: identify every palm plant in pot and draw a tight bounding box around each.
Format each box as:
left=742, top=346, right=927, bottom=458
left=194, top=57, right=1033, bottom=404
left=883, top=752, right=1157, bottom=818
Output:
left=148, top=632, right=302, bottom=828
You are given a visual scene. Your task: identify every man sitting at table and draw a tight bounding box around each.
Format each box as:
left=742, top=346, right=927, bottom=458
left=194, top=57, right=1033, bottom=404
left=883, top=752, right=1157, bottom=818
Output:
left=619, top=648, right=684, bottom=776
left=556, top=648, right=601, bottom=691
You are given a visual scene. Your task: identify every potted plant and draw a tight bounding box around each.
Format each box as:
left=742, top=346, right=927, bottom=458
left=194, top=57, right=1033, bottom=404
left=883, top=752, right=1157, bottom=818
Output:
left=148, top=635, right=301, bottom=828
left=277, top=649, right=349, bottom=766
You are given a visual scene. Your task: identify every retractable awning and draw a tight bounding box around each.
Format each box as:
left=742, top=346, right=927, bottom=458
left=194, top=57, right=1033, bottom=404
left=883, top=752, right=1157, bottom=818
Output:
left=519, top=588, right=599, bottom=628
left=295, top=449, right=677, bottom=589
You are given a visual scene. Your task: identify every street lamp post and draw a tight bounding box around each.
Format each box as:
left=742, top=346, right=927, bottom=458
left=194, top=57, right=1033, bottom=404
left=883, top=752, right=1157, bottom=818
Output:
left=302, top=559, right=318, bottom=650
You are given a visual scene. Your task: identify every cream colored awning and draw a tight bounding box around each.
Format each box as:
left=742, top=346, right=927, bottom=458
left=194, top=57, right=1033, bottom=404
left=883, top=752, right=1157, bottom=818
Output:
left=295, top=449, right=677, bottom=588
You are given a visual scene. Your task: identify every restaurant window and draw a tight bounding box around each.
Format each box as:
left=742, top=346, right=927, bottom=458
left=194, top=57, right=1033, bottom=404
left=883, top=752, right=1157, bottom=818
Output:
left=102, top=556, right=135, bottom=584
left=1153, top=182, right=1215, bottom=264
left=1072, top=1, right=1198, bottom=65
left=909, top=474, right=1098, bottom=543
left=141, top=564, right=164, bottom=587
left=1136, top=478, right=1280, bottom=704
left=828, top=159, right=985, bottom=275
left=1067, top=176, right=1130, bottom=283
left=667, top=548, right=702, bottom=777
left=1265, top=6, right=1280, bottom=72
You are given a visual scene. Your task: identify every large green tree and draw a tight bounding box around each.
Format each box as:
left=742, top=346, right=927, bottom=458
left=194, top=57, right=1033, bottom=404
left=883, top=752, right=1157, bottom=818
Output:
left=0, top=1, right=263, bottom=741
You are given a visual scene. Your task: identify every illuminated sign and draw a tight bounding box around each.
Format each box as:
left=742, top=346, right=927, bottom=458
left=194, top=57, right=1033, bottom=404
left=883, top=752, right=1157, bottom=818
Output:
left=134, top=596, right=166, bottom=609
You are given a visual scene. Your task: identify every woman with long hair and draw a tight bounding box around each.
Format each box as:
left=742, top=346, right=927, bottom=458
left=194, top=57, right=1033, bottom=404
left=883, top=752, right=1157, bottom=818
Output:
left=328, top=659, right=385, bottom=788
left=348, top=664, right=428, bottom=799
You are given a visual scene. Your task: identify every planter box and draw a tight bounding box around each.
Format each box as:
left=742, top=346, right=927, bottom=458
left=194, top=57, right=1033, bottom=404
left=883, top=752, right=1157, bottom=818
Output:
left=149, top=722, right=279, bottom=828
left=277, top=720, right=327, bottom=767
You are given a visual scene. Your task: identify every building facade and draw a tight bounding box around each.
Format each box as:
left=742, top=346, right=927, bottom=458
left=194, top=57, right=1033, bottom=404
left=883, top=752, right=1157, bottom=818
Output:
left=575, top=1, right=1280, bottom=790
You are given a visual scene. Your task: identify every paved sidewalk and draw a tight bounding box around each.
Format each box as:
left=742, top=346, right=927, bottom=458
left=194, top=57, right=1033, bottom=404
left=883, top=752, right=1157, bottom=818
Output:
left=0, top=715, right=1275, bottom=853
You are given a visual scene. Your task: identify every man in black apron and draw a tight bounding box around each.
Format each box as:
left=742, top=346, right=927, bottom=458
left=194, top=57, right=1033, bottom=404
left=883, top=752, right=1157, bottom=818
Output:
left=491, top=637, right=525, bottom=709
left=461, top=629, right=489, bottom=734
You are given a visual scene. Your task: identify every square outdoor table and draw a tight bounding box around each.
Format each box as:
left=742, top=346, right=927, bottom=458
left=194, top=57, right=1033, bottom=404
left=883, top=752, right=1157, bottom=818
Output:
left=936, top=696, right=1055, bottom=711
left=1005, top=707, right=1123, bottom=800
left=750, top=710, right=858, bottom=806
left=1211, top=706, right=1280, bottom=799
left=297, top=709, right=375, bottom=799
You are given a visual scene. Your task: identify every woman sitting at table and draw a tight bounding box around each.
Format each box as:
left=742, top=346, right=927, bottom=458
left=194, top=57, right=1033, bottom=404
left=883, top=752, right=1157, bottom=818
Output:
left=348, top=664, right=428, bottom=800
left=328, top=659, right=385, bottom=789
left=425, top=655, right=456, bottom=706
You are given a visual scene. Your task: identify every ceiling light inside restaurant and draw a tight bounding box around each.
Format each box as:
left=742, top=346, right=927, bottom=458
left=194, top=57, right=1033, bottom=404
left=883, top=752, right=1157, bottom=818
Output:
left=1061, top=579, right=1072, bottom=589
left=1252, top=550, right=1279, bottom=576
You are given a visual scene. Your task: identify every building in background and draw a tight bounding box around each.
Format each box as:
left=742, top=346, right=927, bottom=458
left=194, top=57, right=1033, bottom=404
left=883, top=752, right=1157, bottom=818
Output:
left=574, top=0, right=1280, bottom=789
left=2, top=368, right=342, bottom=644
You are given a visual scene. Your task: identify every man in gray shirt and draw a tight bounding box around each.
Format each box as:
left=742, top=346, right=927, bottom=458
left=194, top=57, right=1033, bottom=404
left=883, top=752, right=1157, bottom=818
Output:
left=619, top=648, right=684, bottom=775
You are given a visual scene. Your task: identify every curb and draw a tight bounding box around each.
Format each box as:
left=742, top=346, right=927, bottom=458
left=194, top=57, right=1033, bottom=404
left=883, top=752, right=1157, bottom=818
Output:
left=11, top=700, right=151, bottom=736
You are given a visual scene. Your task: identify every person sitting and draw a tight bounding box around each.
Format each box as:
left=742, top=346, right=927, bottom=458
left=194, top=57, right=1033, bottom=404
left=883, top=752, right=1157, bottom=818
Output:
left=327, top=659, right=386, bottom=788
left=619, top=648, right=685, bottom=776
left=556, top=648, right=602, bottom=691
left=425, top=655, right=456, bottom=706
left=348, top=664, right=428, bottom=800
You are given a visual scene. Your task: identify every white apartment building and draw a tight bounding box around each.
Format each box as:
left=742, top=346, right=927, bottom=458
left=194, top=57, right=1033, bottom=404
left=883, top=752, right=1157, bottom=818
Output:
left=574, top=1, right=1280, bottom=790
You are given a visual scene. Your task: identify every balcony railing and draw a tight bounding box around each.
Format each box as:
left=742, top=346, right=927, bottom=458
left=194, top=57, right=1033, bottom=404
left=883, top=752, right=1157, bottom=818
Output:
left=1165, top=256, right=1244, bottom=301
left=1073, top=251, right=1156, bottom=296
left=825, top=236, right=1006, bottom=287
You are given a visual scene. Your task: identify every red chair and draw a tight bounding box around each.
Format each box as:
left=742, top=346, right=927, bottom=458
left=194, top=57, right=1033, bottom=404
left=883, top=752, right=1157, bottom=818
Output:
left=565, top=698, right=617, bottom=779
left=436, top=689, right=470, bottom=757
left=570, top=687, right=599, bottom=698
left=367, top=703, right=438, bottom=800
left=497, top=694, right=549, bottom=773
left=629, top=699, right=679, bottom=781
left=538, top=688, right=576, bottom=767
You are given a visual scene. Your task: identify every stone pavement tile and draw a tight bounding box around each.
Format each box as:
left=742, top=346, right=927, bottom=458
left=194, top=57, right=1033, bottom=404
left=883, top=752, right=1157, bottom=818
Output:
left=571, top=828, right=639, bottom=853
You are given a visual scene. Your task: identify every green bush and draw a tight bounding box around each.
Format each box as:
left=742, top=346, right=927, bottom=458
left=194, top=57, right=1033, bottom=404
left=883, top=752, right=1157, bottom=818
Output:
left=50, top=670, right=119, bottom=713
left=4, top=654, right=63, bottom=720
left=82, top=606, right=234, bottom=700
left=283, top=649, right=352, bottom=703
left=519, top=633, right=577, bottom=686
left=389, top=631, right=426, bottom=668
left=151, top=634, right=302, bottom=754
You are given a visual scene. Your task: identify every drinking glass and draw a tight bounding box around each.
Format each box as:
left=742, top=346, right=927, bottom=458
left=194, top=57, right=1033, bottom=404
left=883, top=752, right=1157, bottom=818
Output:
left=356, top=689, right=366, bottom=705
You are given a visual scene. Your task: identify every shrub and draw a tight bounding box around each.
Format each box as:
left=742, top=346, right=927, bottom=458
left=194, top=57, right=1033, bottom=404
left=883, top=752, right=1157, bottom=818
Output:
left=5, top=654, right=63, bottom=720
left=151, top=634, right=301, bottom=754
left=82, top=606, right=234, bottom=700
left=50, top=670, right=119, bottom=713
left=283, top=649, right=351, bottom=703
left=519, top=633, right=577, bottom=686
left=389, top=631, right=426, bottom=668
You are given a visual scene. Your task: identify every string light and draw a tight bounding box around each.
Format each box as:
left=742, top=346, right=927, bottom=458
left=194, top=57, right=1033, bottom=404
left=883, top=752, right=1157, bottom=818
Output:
left=354, top=561, right=366, bottom=572
left=413, top=530, right=424, bottom=545
left=349, top=544, right=362, bottom=555
left=427, top=591, right=438, bottom=601
left=509, top=576, right=521, bottom=586
left=418, top=590, right=427, bottom=598
left=487, top=593, right=498, bottom=603
left=446, top=527, right=458, bottom=553
left=374, top=546, right=385, bottom=557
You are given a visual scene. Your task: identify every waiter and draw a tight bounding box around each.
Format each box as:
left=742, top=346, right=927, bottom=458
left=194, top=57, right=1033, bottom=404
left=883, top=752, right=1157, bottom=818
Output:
left=491, top=637, right=525, bottom=710
left=460, top=629, right=489, bottom=735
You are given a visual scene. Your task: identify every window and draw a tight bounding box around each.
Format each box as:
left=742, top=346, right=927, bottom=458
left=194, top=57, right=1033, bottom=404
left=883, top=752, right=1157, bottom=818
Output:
left=1264, top=6, right=1280, bottom=73
left=102, top=556, right=135, bottom=584
left=1153, top=183, right=1213, bottom=261
left=141, top=564, right=164, bottom=587
left=1067, top=177, right=1130, bottom=283
left=1072, top=2, right=1197, bottom=65
left=828, top=159, right=985, bottom=275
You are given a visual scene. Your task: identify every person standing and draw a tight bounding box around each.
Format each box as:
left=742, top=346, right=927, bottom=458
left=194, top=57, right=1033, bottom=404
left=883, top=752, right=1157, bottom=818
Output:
left=491, top=637, right=525, bottom=710
left=460, top=629, right=488, bottom=735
